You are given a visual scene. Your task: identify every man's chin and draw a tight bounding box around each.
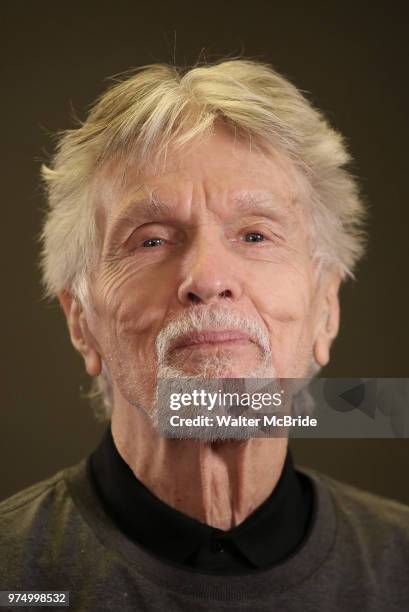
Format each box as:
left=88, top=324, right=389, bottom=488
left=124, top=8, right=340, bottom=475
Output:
left=158, top=364, right=260, bottom=379
left=158, top=354, right=273, bottom=379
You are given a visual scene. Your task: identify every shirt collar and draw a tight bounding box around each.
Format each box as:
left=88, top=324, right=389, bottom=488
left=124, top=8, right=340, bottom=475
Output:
left=89, top=425, right=314, bottom=568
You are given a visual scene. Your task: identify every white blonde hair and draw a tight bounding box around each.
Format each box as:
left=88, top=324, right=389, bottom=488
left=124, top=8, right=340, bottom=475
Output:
left=39, top=58, right=366, bottom=419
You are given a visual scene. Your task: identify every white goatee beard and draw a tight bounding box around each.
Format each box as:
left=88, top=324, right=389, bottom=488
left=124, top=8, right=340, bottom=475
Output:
left=157, top=351, right=275, bottom=380
left=152, top=307, right=277, bottom=441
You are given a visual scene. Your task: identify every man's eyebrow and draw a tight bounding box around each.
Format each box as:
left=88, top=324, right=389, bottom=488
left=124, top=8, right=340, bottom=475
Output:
left=231, top=193, right=295, bottom=223
left=106, top=195, right=174, bottom=244
left=113, top=195, right=172, bottom=223
left=228, top=193, right=299, bottom=241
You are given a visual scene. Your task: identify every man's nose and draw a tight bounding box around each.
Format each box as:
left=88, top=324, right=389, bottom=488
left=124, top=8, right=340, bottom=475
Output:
left=177, top=234, right=242, bottom=306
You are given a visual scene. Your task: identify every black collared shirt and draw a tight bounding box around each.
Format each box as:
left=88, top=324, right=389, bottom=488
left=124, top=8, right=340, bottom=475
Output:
left=89, top=426, right=314, bottom=573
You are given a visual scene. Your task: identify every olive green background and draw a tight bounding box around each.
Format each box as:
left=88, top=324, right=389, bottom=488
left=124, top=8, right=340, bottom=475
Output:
left=1, top=2, right=408, bottom=503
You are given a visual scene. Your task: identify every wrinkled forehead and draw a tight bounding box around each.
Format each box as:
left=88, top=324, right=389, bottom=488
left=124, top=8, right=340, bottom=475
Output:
left=91, top=128, right=308, bottom=237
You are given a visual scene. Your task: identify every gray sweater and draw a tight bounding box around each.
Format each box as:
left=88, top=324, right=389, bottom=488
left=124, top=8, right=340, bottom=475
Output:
left=0, top=458, right=408, bottom=611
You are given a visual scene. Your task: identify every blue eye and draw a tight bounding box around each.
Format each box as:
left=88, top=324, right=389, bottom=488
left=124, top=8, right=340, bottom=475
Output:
left=142, top=238, right=164, bottom=248
left=244, top=232, right=265, bottom=242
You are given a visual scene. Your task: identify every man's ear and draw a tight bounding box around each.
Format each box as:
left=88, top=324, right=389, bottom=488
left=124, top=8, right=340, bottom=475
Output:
left=58, top=290, right=102, bottom=377
left=313, top=272, right=342, bottom=368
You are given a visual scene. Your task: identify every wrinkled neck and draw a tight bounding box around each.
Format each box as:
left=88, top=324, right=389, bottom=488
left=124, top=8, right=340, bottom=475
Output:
left=111, top=399, right=288, bottom=529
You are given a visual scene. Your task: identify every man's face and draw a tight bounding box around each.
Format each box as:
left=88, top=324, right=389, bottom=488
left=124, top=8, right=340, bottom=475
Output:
left=81, top=127, right=335, bottom=413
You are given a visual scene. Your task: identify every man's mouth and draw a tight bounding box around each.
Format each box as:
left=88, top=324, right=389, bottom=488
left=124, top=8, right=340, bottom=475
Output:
left=170, top=330, right=255, bottom=352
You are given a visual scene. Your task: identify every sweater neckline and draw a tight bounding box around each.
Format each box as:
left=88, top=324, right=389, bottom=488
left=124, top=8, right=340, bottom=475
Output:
left=65, top=456, right=337, bottom=603
left=89, top=424, right=314, bottom=571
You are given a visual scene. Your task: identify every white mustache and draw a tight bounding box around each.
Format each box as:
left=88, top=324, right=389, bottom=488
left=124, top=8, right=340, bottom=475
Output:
left=155, top=307, right=271, bottom=364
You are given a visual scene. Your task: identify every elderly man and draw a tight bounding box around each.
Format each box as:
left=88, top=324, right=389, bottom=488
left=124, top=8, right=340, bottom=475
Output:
left=0, top=59, right=408, bottom=611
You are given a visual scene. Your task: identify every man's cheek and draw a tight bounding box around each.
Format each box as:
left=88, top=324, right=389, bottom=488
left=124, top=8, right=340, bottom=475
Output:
left=248, top=279, right=310, bottom=324
left=99, top=282, right=167, bottom=337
